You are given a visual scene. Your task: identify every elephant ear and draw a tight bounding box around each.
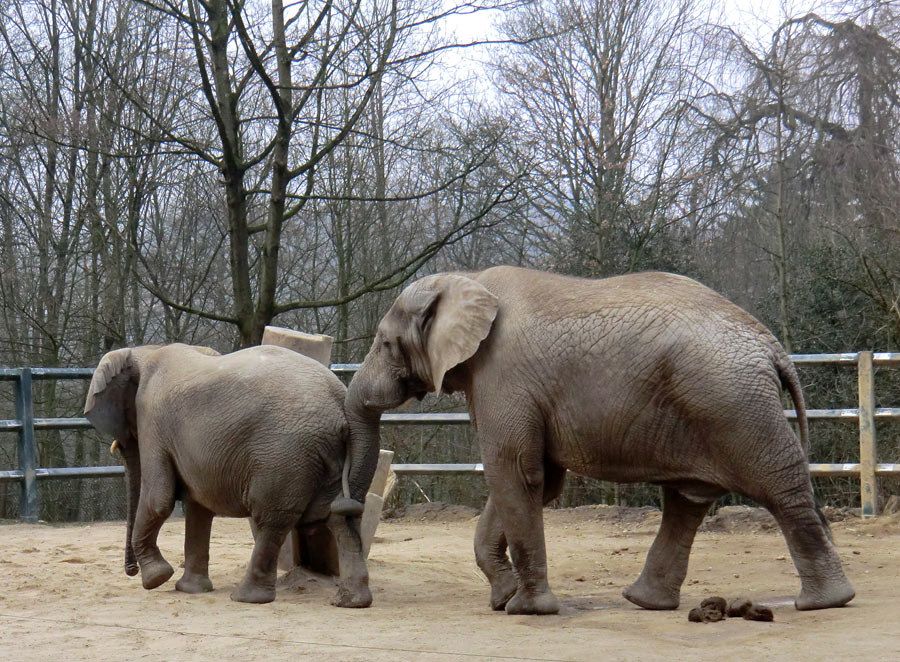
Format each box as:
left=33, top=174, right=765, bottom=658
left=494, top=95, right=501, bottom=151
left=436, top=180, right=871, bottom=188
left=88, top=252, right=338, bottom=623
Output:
left=401, top=274, right=499, bottom=393
left=84, top=348, right=138, bottom=443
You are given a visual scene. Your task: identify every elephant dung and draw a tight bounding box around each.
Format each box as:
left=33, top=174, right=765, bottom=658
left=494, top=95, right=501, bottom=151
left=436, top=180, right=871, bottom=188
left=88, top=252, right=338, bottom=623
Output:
left=726, top=597, right=753, bottom=617
left=700, top=596, right=727, bottom=612
left=688, top=596, right=727, bottom=623
left=743, top=604, right=774, bottom=622
left=261, top=326, right=334, bottom=367
left=687, top=596, right=774, bottom=623
left=688, top=605, right=725, bottom=623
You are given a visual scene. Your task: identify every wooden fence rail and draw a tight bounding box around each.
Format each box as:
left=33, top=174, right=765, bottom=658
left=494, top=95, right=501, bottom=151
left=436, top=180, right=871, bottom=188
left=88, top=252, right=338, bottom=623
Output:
left=2, top=352, right=899, bottom=522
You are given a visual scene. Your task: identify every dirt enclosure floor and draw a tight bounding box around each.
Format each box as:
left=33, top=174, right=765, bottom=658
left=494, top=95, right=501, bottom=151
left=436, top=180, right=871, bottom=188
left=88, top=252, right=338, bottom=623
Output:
left=1, top=504, right=898, bottom=661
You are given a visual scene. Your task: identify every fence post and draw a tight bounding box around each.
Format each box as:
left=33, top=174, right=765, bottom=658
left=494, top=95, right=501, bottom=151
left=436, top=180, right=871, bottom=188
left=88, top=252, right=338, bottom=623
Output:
left=857, top=352, right=878, bottom=518
left=14, top=368, right=39, bottom=523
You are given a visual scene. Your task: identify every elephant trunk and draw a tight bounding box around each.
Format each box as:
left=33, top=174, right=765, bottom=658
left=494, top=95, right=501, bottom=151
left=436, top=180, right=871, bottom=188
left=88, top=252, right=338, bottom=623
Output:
left=119, top=437, right=140, bottom=576
left=331, top=377, right=382, bottom=517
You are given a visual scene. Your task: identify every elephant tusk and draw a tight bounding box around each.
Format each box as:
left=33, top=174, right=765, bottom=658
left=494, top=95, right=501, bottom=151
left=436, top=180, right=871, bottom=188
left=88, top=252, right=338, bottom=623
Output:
left=110, top=440, right=119, bottom=455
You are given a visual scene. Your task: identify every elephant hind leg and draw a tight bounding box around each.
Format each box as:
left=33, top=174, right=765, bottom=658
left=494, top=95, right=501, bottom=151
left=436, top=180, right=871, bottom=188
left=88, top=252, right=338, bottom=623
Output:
left=175, top=497, right=214, bottom=594
left=231, top=511, right=296, bottom=604
left=727, top=419, right=854, bottom=610
left=623, top=485, right=720, bottom=610
left=474, top=495, right=516, bottom=610
left=757, top=483, right=854, bottom=610
left=728, top=417, right=854, bottom=610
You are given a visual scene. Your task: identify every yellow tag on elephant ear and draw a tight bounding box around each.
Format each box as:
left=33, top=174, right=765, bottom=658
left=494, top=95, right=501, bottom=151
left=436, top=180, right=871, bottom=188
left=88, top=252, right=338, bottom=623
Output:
left=110, top=440, right=119, bottom=455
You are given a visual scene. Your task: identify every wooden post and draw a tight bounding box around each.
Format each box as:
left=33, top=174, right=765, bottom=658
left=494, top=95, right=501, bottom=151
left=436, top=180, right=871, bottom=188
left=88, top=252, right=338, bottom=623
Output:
left=857, top=351, right=878, bottom=518
left=361, top=450, right=396, bottom=558
left=260, top=326, right=333, bottom=366
left=15, top=369, right=38, bottom=523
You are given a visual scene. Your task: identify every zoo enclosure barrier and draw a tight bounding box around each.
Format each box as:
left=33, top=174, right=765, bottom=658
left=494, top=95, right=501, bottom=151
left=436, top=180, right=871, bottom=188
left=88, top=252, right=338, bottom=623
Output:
left=2, top=352, right=899, bottom=523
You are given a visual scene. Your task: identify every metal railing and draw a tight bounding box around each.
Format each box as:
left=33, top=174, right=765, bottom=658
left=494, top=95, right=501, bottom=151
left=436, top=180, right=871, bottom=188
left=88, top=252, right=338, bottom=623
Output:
left=2, top=352, right=899, bottom=523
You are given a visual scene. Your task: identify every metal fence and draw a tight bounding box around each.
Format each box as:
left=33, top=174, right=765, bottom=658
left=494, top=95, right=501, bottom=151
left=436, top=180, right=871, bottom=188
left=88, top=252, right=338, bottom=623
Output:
left=2, top=351, right=899, bottom=523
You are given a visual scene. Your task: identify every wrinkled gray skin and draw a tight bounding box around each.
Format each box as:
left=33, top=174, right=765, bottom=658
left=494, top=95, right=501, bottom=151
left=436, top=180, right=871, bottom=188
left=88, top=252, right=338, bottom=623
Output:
left=83, top=343, right=371, bottom=607
left=348, top=266, right=854, bottom=615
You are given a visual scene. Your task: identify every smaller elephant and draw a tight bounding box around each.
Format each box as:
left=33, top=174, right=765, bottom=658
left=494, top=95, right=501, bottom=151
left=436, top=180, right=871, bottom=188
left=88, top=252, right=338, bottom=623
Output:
left=84, top=343, right=371, bottom=607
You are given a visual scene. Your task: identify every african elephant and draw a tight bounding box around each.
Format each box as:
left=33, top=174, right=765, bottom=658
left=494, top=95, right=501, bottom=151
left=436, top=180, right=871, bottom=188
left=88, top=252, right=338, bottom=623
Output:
left=346, top=266, right=855, bottom=615
left=83, top=343, right=372, bottom=607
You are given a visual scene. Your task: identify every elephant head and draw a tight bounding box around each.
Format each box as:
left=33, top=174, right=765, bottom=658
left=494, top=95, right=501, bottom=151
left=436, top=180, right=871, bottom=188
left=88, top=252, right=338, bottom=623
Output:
left=83, top=344, right=218, bottom=576
left=336, top=274, right=498, bottom=514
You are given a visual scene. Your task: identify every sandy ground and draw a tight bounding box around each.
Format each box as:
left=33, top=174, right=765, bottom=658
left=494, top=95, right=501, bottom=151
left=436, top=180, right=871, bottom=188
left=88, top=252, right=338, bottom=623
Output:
left=0, top=504, right=898, bottom=662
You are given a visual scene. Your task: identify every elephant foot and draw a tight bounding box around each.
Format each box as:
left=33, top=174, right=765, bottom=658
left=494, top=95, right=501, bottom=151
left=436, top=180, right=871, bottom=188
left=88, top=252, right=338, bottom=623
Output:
left=230, top=582, right=276, bottom=604
left=505, top=589, right=559, bottom=615
left=176, top=572, right=214, bottom=594
left=140, top=559, right=175, bottom=590
left=489, top=572, right=518, bottom=611
left=622, top=579, right=680, bottom=610
left=331, top=584, right=373, bottom=608
left=795, top=579, right=855, bottom=610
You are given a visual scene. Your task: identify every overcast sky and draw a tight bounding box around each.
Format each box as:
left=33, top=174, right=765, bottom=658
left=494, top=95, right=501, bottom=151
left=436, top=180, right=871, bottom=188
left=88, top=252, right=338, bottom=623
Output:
left=447, top=0, right=843, bottom=44
left=437, top=0, right=854, bottom=98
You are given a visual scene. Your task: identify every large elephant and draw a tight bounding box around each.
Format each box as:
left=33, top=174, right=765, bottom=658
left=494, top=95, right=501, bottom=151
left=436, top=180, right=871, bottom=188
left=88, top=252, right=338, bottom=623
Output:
left=346, top=266, right=855, bottom=615
left=83, top=343, right=372, bottom=607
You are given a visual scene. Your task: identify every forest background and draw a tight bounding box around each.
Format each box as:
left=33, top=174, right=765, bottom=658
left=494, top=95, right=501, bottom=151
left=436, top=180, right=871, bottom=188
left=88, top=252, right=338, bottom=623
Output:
left=1, top=0, right=899, bottom=521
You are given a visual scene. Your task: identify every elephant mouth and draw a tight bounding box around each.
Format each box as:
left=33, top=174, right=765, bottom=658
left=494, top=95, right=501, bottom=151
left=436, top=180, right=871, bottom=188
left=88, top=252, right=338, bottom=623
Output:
left=407, top=375, right=429, bottom=401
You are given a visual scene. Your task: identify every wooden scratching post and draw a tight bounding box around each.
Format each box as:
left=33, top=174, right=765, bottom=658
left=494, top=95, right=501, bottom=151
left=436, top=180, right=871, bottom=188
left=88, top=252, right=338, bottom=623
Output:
left=361, top=449, right=397, bottom=559
left=261, top=325, right=334, bottom=367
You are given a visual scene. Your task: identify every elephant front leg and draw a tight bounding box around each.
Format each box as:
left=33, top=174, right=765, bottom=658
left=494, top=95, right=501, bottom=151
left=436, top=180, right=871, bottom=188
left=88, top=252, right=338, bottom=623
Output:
left=474, top=495, right=517, bottom=610
left=623, top=487, right=714, bottom=610
left=231, top=513, right=294, bottom=604
left=175, top=497, right=214, bottom=594
left=326, top=513, right=372, bottom=608
left=131, top=470, right=177, bottom=590
left=482, top=444, right=560, bottom=615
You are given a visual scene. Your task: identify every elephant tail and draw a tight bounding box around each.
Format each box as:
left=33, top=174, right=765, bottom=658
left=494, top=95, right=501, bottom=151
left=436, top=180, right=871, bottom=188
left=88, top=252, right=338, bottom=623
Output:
left=332, top=423, right=365, bottom=517
left=776, top=353, right=809, bottom=456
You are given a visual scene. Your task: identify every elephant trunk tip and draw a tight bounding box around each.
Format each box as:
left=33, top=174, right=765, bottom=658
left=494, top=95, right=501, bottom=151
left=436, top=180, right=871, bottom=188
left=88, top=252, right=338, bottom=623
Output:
left=125, top=562, right=139, bottom=577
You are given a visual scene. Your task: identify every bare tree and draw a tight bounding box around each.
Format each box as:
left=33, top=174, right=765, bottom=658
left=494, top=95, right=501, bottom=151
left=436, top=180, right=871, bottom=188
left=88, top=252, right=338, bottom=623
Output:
left=493, top=0, right=707, bottom=277
left=692, top=2, right=900, bottom=345
left=116, top=0, right=515, bottom=346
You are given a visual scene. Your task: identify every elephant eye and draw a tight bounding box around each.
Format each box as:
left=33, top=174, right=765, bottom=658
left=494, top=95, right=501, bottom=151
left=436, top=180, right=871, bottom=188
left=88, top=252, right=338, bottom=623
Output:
left=382, top=336, right=405, bottom=364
